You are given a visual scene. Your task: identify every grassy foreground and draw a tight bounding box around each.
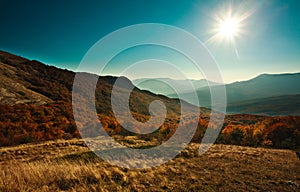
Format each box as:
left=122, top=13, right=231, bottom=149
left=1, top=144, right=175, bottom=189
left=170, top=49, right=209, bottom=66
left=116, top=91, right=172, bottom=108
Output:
left=0, top=139, right=299, bottom=192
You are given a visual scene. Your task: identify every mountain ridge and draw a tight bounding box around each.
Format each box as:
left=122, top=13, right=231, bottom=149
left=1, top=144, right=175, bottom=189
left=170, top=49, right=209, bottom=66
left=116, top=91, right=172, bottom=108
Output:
left=227, top=94, right=300, bottom=116
left=132, top=78, right=221, bottom=96
left=167, top=72, right=300, bottom=115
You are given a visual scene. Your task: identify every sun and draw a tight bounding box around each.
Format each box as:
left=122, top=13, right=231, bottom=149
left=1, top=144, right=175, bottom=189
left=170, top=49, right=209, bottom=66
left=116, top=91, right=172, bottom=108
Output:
left=218, top=17, right=239, bottom=38
left=205, top=2, right=257, bottom=58
left=206, top=3, right=256, bottom=45
left=206, top=13, right=244, bottom=44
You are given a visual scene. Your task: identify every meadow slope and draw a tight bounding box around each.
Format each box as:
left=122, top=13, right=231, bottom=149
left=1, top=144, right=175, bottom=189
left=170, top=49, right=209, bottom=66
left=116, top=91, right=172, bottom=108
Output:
left=0, top=139, right=299, bottom=192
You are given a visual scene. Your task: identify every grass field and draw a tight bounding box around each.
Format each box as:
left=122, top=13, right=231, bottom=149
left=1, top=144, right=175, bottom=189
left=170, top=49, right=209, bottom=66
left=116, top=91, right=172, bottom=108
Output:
left=0, top=139, right=299, bottom=192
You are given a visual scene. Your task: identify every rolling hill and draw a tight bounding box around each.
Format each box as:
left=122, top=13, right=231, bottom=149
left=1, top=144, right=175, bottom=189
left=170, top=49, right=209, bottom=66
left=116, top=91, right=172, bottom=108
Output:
left=0, top=50, right=203, bottom=146
left=0, top=50, right=190, bottom=113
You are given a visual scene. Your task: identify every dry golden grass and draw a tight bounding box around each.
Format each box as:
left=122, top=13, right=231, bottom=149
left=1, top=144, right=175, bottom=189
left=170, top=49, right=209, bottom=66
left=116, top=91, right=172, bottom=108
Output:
left=0, top=139, right=299, bottom=192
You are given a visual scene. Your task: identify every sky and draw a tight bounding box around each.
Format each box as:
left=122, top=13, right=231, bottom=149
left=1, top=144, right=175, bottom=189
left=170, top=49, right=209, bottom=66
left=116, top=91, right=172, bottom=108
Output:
left=0, top=0, right=299, bottom=83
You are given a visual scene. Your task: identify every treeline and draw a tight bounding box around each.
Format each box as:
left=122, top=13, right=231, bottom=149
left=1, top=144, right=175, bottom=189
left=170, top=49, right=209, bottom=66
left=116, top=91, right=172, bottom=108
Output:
left=0, top=102, right=79, bottom=146
left=1, top=101, right=299, bottom=149
left=216, top=115, right=300, bottom=149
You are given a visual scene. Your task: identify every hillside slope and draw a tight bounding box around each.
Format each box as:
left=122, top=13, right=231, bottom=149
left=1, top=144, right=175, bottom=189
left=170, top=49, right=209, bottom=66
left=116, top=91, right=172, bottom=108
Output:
left=0, top=50, right=202, bottom=146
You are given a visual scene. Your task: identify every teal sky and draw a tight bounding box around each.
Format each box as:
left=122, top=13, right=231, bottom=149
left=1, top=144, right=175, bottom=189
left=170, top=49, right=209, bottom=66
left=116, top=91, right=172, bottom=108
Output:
left=0, top=0, right=299, bottom=83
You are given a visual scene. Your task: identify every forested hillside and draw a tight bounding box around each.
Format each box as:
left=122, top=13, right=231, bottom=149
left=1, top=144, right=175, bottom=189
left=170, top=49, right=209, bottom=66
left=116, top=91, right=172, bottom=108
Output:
left=0, top=50, right=299, bottom=149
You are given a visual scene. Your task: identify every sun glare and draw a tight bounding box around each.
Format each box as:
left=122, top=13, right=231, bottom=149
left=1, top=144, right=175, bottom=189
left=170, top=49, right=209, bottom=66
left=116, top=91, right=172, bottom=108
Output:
left=218, top=17, right=239, bottom=38
left=206, top=3, right=256, bottom=45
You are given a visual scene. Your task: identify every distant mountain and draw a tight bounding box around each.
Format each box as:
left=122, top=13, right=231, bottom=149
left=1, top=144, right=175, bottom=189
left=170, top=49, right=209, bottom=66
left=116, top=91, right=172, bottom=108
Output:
left=225, top=73, right=300, bottom=102
left=168, top=72, right=300, bottom=115
left=227, top=94, right=300, bottom=116
left=132, top=78, right=220, bottom=95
